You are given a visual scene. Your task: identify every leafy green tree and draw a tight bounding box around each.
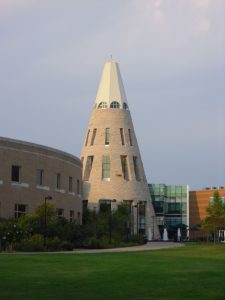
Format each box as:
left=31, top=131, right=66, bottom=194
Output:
left=81, top=204, right=131, bottom=245
left=111, top=204, right=130, bottom=242
left=202, top=191, right=225, bottom=243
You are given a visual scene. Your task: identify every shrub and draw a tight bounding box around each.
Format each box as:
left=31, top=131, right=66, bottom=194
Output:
left=14, top=236, right=74, bottom=252
left=131, top=234, right=146, bottom=245
left=14, top=234, right=44, bottom=252
left=60, top=241, right=74, bottom=251
left=45, top=237, right=61, bottom=251
left=85, top=237, right=116, bottom=249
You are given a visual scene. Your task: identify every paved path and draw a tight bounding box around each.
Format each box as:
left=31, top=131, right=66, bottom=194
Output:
left=72, top=242, right=184, bottom=254
left=1, top=242, right=184, bottom=255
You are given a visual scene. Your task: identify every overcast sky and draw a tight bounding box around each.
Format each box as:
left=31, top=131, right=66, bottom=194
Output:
left=0, top=0, right=224, bottom=190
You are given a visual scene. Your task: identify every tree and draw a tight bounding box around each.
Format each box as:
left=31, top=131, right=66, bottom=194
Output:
left=202, top=191, right=225, bottom=243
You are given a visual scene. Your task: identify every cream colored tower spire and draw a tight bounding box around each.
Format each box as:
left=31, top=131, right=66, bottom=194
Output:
left=81, top=61, right=160, bottom=239
left=95, top=60, right=128, bottom=108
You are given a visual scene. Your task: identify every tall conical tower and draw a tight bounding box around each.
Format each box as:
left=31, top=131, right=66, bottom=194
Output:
left=81, top=61, right=160, bottom=239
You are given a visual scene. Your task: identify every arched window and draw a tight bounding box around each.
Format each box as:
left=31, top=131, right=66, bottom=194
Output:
left=110, top=101, right=120, bottom=109
left=123, top=103, right=128, bottom=110
left=98, top=102, right=108, bottom=109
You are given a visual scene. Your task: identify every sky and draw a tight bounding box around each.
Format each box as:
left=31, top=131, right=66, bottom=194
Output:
left=0, top=0, right=224, bottom=190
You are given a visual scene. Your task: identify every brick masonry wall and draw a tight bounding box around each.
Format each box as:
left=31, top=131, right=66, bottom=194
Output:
left=0, top=138, right=83, bottom=222
left=81, top=108, right=160, bottom=239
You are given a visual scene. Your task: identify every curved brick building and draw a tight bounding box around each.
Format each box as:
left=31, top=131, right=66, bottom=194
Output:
left=81, top=61, right=160, bottom=238
left=0, top=137, right=83, bottom=222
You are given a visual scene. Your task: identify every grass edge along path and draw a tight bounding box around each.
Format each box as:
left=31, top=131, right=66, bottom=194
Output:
left=0, top=244, right=225, bottom=300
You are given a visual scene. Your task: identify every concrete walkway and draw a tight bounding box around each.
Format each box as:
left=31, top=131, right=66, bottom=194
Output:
left=72, top=242, right=184, bottom=254
left=0, top=242, right=184, bottom=255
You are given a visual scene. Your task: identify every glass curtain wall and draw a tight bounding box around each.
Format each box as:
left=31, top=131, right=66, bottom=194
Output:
left=149, top=184, right=188, bottom=240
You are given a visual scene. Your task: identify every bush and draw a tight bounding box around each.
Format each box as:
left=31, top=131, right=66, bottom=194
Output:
left=131, top=234, right=146, bottom=245
left=14, top=235, right=74, bottom=252
left=86, top=237, right=103, bottom=249
left=86, top=237, right=111, bottom=249
left=60, top=241, right=74, bottom=251
left=15, top=234, right=44, bottom=252
left=45, top=237, right=61, bottom=251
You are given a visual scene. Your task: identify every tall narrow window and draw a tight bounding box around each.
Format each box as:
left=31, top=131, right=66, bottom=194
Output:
left=120, top=128, right=125, bottom=145
left=85, top=130, right=90, bottom=146
left=77, top=179, right=80, bottom=194
left=57, top=208, right=64, bottom=217
left=77, top=212, right=81, bottom=225
left=56, top=173, right=61, bottom=189
left=84, top=156, right=94, bottom=181
left=36, top=169, right=44, bottom=186
left=90, top=128, right=97, bottom=145
left=70, top=210, right=74, bottom=222
left=102, top=155, right=110, bottom=179
left=69, top=176, right=73, bottom=192
left=11, top=165, right=21, bottom=183
left=133, top=156, right=140, bottom=181
left=128, top=129, right=133, bottom=146
left=14, top=204, right=26, bottom=218
left=121, top=155, right=129, bottom=181
left=105, top=128, right=110, bottom=145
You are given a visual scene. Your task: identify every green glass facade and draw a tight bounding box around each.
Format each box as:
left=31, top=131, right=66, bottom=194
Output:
left=149, top=184, right=189, bottom=240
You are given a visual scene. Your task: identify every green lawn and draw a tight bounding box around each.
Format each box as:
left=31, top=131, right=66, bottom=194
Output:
left=0, top=244, right=225, bottom=300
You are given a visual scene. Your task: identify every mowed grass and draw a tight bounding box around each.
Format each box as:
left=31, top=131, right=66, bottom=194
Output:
left=0, top=244, right=225, bottom=300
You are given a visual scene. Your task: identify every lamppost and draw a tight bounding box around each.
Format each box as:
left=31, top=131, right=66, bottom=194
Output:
left=44, top=196, right=52, bottom=247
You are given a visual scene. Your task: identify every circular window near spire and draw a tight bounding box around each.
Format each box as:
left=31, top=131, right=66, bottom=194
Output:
left=110, top=101, right=120, bottom=109
left=98, top=102, right=108, bottom=109
left=123, top=103, right=128, bottom=110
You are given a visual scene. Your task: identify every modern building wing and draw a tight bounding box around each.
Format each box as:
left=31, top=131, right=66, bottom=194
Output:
left=81, top=61, right=160, bottom=239
left=189, top=187, right=225, bottom=239
left=149, top=183, right=189, bottom=240
left=0, top=137, right=83, bottom=222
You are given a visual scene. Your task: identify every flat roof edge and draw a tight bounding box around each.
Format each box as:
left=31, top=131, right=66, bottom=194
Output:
left=0, top=136, right=81, bottom=165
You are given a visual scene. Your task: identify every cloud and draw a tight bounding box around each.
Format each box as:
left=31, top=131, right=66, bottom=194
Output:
left=192, top=0, right=209, bottom=9
left=0, top=0, right=36, bottom=20
left=195, top=16, right=210, bottom=32
left=152, top=0, right=162, bottom=8
left=0, top=0, right=34, bottom=11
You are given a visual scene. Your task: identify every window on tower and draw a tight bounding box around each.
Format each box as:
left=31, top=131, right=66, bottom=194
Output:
left=110, top=101, right=120, bottom=109
left=123, top=103, right=128, bottom=110
left=102, top=155, right=110, bottom=180
left=84, top=156, right=94, bottom=181
left=90, top=128, right=97, bottom=146
left=121, top=155, right=129, bottom=181
left=120, top=128, right=125, bottom=145
left=128, top=129, right=133, bottom=146
left=98, top=102, right=108, bottom=109
left=105, top=128, right=110, bottom=145
left=133, top=156, right=140, bottom=181
left=85, top=130, right=90, bottom=146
